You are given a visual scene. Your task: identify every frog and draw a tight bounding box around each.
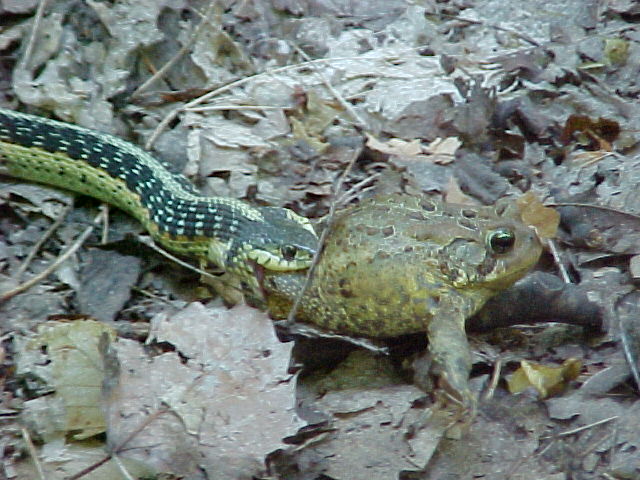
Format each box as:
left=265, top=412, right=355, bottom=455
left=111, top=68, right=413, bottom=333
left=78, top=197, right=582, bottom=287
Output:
left=260, top=193, right=543, bottom=413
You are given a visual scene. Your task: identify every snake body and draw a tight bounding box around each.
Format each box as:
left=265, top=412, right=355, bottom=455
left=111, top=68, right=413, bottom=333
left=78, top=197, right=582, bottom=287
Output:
left=0, top=108, right=317, bottom=282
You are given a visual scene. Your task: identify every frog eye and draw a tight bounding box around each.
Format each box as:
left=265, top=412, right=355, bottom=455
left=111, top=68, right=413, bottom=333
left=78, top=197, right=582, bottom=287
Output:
left=488, top=228, right=516, bottom=254
left=280, top=244, right=299, bottom=261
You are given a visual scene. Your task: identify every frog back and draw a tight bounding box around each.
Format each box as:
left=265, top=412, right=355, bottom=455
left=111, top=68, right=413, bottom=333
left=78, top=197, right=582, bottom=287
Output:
left=266, top=194, right=542, bottom=338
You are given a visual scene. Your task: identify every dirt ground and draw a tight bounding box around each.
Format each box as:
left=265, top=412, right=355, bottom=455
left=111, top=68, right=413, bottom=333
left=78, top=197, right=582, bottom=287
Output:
left=1, top=1, right=640, bottom=479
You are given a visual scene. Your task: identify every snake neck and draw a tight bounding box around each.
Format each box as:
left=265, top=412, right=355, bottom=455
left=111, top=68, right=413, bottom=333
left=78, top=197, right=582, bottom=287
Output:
left=0, top=108, right=317, bottom=274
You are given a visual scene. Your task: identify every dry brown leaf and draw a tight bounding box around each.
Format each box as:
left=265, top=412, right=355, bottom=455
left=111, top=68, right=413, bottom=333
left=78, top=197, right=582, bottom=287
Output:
left=443, top=175, right=477, bottom=205
left=366, top=135, right=461, bottom=165
left=104, top=303, right=302, bottom=479
left=423, top=137, right=462, bottom=165
left=517, top=191, right=560, bottom=240
left=560, top=114, right=620, bottom=151
left=365, top=133, right=423, bottom=156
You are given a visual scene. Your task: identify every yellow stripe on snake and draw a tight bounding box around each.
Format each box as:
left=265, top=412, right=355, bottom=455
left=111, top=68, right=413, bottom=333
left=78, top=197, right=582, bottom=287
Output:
left=0, top=108, right=318, bottom=285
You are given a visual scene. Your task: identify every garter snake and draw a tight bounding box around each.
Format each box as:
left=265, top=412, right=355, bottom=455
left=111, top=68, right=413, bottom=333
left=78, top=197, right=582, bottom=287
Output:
left=0, top=108, right=318, bottom=284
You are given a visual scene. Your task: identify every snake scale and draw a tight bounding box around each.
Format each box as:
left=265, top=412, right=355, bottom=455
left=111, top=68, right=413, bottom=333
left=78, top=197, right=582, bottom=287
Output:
left=0, top=108, right=318, bottom=284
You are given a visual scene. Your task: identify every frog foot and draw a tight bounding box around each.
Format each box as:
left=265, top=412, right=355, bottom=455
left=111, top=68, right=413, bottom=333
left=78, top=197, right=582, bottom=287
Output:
left=412, top=351, right=477, bottom=436
left=434, top=375, right=477, bottom=436
left=405, top=375, right=476, bottom=440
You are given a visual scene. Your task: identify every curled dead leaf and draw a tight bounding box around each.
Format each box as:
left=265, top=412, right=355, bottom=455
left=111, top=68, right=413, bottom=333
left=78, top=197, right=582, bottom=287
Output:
left=560, top=114, right=620, bottom=151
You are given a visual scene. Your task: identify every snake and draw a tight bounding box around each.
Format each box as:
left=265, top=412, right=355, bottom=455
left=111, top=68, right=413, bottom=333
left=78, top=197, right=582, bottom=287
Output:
left=0, top=108, right=318, bottom=285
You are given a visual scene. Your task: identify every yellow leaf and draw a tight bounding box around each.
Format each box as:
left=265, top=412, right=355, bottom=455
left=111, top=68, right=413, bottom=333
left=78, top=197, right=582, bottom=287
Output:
left=30, top=320, right=117, bottom=439
left=507, top=358, right=582, bottom=399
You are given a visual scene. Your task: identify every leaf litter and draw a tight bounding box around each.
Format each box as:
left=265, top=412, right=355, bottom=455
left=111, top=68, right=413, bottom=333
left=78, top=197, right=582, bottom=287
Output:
left=103, top=303, right=301, bottom=480
left=0, top=0, right=640, bottom=478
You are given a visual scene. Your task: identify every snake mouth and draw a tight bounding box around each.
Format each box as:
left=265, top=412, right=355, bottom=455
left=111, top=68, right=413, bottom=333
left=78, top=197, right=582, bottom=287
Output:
left=239, top=260, right=270, bottom=310
left=251, top=260, right=268, bottom=297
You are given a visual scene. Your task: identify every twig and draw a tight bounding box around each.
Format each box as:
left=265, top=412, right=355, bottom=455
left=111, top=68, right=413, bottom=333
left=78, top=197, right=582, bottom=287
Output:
left=66, top=407, right=170, bottom=480
left=437, top=12, right=541, bottom=47
left=21, top=0, right=50, bottom=68
left=131, top=1, right=217, bottom=98
left=506, top=420, right=617, bottom=480
left=13, top=201, right=73, bottom=281
left=547, top=239, right=571, bottom=284
left=576, top=151, right=616, bottom=168
left=285, top=145, right=363, bottom=325
left=608, top=414, right=619, bottom=467
left=186, top=104, right=287, bottom=112
left=65, top=455, right=112, bottom=480
left=550, top=202, right=640, bottom=220
left=100, top=203, right=110, bottom=244
left=0, top=210, right=104, bottom=303
left=111, top=404, right=170, bottom=453
left=539, top=415, right=619, bottom=439
left=290, top=42, right=367, bottom=129
left=273, top=320, right=388, bottom=353
left=130, top=286, right=174, bottom=305
left=619, top=316, right=640, bottom=393
left=135, top=235, right=220, bottom=281
left=335, top=172, right=380, bottom=205
left=111, top=454, right=136, bottom=480
left=145, top=52, right=400, bottom=149
left=21, top=427, right=45, bottom=480
left=482, top=356, right=502, bottom=402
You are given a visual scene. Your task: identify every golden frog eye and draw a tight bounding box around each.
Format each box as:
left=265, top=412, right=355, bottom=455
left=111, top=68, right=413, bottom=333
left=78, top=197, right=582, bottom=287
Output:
left=280, top=244, right=299, bottom=262
left=488, top=228, right=516, bottom=254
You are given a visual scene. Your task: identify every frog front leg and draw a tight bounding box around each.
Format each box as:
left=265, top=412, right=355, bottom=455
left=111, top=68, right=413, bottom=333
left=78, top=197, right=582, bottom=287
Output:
left=414, top=300, right=476, bottom=425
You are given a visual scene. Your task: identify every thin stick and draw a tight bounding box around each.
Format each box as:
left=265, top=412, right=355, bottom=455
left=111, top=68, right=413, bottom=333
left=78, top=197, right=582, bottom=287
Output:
left=550, top=202, right=640, bottom=220
left=547, top=239, right=571, bottom=284
left=65, top=455, right=112, bottom=480
left=21, top=427, right=45, bottom=480
left=539, top=415, right=618, bottom=439
left=131, top=1, right=217, bottom=98
left=135, top=235, right=219, bottom=281
left=186, top=105, right=286, bottom=112
left=335, top=172, right=380, bottom=205
left=0, top=211, right=104, bottom=303
left=290, top=42, right=367, bottom=129
left=482, top=356, right=502, bottom=402
left=145, top=52, right=402, bottom=149
left=100, top=203, right=109, bottom=244
left=619, top=317, right=640, bottom=393
left=111, top=455, right=136, bottom=480
left=14, top=201, right=73, bottom=281
left=21, top=0, right=50, bottom=68
left=285, top=146, right=363, bottom=325
left=66, top=407, right=169, bottom=480
left=438, top=12, right=541, bottom=47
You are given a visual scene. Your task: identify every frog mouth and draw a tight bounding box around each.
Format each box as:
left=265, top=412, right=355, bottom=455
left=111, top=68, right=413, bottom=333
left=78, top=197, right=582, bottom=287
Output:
left=252, top=261, right=304, bottom=307
left=251, top=261, right=269, bottom=299
left=252, top=260, right=264, bottom=282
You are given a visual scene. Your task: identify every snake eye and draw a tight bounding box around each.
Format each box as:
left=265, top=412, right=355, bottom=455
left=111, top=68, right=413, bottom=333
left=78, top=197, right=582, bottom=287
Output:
left=280, top=245, right=298, bottom=262
left=488, top=228, right=516, bottom=254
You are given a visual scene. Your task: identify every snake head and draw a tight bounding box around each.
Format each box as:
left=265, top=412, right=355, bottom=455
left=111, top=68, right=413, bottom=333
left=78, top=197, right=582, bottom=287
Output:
left=224, top=206, right=318, bottom=275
